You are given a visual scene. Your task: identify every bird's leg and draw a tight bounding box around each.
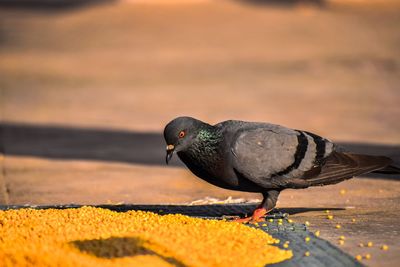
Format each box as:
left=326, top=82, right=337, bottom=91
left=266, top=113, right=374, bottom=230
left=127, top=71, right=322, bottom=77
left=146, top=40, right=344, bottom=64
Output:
left=233, top=190, right=280, bottom=223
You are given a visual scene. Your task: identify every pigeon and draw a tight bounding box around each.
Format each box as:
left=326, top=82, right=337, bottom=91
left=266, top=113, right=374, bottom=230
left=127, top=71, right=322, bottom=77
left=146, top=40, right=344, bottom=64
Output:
left=164, top=116, right=400, bottom=222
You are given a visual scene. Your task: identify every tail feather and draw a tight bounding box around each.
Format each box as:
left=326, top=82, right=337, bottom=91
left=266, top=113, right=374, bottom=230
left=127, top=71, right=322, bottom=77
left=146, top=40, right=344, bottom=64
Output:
left=372, top=164, right=400, bottom=174
left=304, top=152, right=393, bottom=186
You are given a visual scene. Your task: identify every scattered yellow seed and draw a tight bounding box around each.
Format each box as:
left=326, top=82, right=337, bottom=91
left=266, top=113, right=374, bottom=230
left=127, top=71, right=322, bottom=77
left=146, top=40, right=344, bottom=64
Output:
left=381, top=245, right=389, bottom=251
left=335, top=224, right=341, bottom=229
left=367, top=241, right=373, bottom=247
left=0, top=207, right=293, bottom=267
left=338, top=240, right=345, bottom=245
left=314, top=230, right=320, bottom=237
left=305, top=236, right=311, bottom=242
left=287, top=219, right=294, bottom=223
left=364, top=254, right=371, bottom=260
left=304, top=251, right=310, bottom=257
left=327, top=215, right=334, bottom=220
left=262, top=223, right=267, bottom=227
left=351, top=218, right=356, bottom=223
left=359, top=243, right=365, bottom=247
left=269, top=219, right=273, bottom=222
left=283, top=243, right=289, bottom=248
left=340, top=189, right=346, bottom=195
left=355, top=255, right=362, bottom=261
left=305, top=221, right=310, bottom=226
left=278, top=219, right=283, bottom=223
left=325, top=210, right=330, bottom=213
left=339, top=235, right=345, bottom=240
left=278, top=221, right=283, bottom=225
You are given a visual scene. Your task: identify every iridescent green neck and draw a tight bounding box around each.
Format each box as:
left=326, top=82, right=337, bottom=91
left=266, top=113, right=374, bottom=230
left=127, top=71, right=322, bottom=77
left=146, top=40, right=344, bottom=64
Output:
left=196, top=127, right=222, bottom=148
left=197, top=128, right=220, bottom=142
left=181, top=126, right=223, bottom=173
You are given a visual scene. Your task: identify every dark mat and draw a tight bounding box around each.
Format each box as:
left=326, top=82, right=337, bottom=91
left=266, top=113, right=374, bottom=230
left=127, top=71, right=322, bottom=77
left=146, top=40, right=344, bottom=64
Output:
left=0, top=204, right=363, bottom=267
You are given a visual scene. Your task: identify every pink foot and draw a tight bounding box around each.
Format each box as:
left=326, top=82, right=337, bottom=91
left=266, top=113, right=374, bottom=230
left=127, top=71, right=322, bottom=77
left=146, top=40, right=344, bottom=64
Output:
left=233, top=208, right=268, bottom=223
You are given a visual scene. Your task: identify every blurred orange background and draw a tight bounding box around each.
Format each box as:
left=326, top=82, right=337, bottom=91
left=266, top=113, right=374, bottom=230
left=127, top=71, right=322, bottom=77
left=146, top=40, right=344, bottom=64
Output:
left=0, top=0, right=399, bottom=203
left=1, top=2, right=400, bottom=265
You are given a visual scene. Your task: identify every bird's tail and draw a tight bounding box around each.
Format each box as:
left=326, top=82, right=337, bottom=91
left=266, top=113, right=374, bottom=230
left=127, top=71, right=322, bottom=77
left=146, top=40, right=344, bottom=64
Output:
left=372, top=164, right=400, bottom=174
left=304, top=152, right=395, bottom=186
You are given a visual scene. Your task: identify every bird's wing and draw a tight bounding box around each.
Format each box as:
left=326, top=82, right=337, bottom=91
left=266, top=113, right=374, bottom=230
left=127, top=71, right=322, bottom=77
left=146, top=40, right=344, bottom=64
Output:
left=231, top=125, right=335, bottom=188
left=301, top=151, right=392, bottom=186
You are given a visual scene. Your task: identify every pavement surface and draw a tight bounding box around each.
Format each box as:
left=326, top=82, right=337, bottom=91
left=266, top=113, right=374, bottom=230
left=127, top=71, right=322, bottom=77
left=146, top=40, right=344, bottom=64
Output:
left=1, top=0, right=400, bottom=266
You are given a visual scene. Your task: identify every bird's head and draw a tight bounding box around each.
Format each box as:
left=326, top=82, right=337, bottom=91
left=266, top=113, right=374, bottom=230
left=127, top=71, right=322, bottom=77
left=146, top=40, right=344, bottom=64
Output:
left=163, top=116, right=207, bottom=164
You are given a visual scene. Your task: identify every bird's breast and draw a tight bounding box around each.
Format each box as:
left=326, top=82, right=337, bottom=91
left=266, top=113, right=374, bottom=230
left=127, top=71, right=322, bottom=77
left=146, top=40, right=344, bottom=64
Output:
left=177, top=151, right=262, bottom=192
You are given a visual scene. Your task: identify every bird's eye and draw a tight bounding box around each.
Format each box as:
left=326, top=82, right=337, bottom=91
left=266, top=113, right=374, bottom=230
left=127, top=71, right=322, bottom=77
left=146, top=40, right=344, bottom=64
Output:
left=178, top=130, right=185, bottom=138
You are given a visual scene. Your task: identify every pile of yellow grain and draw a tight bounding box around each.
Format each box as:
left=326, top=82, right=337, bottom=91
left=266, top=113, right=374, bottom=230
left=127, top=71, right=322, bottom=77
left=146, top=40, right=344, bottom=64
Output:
left=0, top=207, right=292, bottom=267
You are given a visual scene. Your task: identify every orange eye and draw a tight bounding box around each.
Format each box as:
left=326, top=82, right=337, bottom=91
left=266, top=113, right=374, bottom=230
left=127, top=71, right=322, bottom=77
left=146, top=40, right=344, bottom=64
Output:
left=178, top=131, right=185, bottom=138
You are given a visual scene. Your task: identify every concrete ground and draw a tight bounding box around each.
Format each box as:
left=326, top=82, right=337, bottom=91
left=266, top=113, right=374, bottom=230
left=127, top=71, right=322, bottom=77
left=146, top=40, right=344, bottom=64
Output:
left=1, top=0, right=400, bottom=266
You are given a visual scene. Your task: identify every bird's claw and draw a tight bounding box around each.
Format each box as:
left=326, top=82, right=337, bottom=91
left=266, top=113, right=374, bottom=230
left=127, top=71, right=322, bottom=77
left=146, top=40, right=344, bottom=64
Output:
left=232, top=208, right=268, bottom=223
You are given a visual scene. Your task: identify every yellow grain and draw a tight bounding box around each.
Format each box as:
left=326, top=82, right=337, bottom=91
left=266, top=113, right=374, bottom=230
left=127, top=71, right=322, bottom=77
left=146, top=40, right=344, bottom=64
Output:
left=0, top=207, right=292, bottom=267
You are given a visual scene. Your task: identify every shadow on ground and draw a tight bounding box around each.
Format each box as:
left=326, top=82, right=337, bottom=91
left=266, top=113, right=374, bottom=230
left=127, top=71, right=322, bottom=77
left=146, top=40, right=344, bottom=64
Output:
left=0, top=0, right=325, bottom=10
left=0, top=0, right=115, bottom=11
left=72, top=236, right=186, bottom=266
left=0, top=203, right=345, bottom=217
left=1, top=122, right=399, bottom=179
left=0, top=122, right=178, bottom=166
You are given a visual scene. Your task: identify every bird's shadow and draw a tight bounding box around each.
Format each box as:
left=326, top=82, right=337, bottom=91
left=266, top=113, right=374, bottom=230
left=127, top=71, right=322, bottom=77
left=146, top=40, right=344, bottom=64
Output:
left=71, top=236, right=186, bottom=267
left=0, top=122, right=399, bottom=179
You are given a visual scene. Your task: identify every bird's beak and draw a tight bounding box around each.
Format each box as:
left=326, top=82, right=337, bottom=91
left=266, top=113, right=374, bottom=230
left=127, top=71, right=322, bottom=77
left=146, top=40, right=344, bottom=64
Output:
left=166, top=144, right=175, bottom=165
